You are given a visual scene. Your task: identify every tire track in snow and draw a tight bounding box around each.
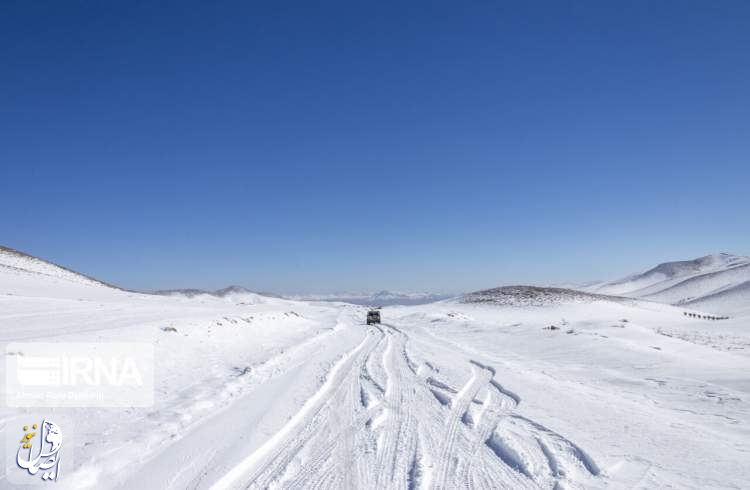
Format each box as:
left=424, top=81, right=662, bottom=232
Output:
left=393, top=336, right=420, bottom=487
left=279, top=437, right=336, bottom=489
left=279, top=325, right=390, bottom=489
left=373, top=324, right=421, bottom=489
left=482, top=413, right=601, bottom=488
left=252, top=324, right=391, bottom=490
left=208, top=313, right=602, bottom=490
left=364, top=324, right=388, bottom=394
left=356, top=327, right=389, bottom=490
left=458, top=365, right=521, bottom=487
left=209, top=328, right=379, bottom=490
left=272, top=334, right=387, bottom=489
left=433, top=362, right=494, bottom=490
left=402, top=321, right=601, bottom=489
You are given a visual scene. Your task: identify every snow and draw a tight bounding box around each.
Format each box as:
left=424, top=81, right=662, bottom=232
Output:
left=0, top=246, right=120, bottom=299
left=583, top=253, right=750, bottom=315
left=683, top=279, right=750, bottom=317
left=1, top=249, right=749, bottom=489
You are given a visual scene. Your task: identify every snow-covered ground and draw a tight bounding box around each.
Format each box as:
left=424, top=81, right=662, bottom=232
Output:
left=1, top=248, right=749, bottom=489
left=583, top=253, right=750, bottom=315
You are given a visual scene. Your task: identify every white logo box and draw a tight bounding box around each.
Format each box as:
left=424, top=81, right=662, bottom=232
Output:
left=6, top=343, right=154, bottom=407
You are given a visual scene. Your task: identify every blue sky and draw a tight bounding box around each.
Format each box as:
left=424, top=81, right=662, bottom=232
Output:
left=1, top=1, right=749, bottom=293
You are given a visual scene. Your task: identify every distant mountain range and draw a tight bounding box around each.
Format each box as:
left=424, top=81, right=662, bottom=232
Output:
left=286, top=290, right=455, bottom=306
left=0, top=246, right=452, bottom=306
left=2, top=244, right=746, bottom=314
left=153, top=285, right=277, bottom=298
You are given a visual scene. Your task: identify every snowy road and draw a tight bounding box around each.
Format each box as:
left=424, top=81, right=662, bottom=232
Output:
left=115, top=315, right=601, bottom=490
left=186, top=303, right=749, bottom=490
left=117, top=314, right=604, bottom=490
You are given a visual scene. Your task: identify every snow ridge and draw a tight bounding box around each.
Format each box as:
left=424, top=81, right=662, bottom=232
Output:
left=584, top=253, right=750, bottom=314
left=0, top=245, right=121, bottom=290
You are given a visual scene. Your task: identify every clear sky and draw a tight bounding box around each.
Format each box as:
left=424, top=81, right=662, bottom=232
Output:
left=2, top=1, right=749, bottom=294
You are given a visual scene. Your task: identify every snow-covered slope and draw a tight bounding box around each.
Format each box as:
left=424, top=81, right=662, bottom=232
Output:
left=684, top=279, right=750, bottom=316
left=643, top=262, right=750, bottom=304
left=0, top=245, right=126, bottom=299
left=584, top=253, right=750, bottom=315
left=0, top=246, right=114, bottom=288
left=0, top=247, right=351, bottom=489
left=1, top=248, right=749, bottom=489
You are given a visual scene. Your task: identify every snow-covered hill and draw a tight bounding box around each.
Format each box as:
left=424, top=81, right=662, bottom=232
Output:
left=684, top=279, right=750, bottom=317
left=0, top=245, right=127, bottom=299
left=0, top=246, right=115, bottom=288
left=1, top=246, right=749, bottom=489
left=460, top=286, right=630, bottom=307
left=583, top=253, right=750, bottom=315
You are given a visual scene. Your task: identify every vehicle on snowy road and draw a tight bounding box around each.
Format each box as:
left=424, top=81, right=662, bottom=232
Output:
left=366, top=309, right=381, bottom=325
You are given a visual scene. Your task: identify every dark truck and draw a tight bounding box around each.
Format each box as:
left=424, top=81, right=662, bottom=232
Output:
left=366, top=309, right=381, bottom=325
